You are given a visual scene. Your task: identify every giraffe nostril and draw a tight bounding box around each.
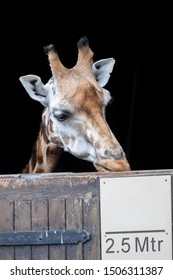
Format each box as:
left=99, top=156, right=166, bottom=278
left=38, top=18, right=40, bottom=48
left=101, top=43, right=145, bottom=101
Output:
left=120, top=148, right=126, bottom=159
left=104, top=150, right=114, bottom=158
left=104, top=147, right=126, bottom=160
left=117, top=148, right=126, bottom=160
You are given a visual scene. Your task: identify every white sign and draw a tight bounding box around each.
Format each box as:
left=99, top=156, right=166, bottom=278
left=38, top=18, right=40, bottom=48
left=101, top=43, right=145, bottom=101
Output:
left=100, top=175, right=172, bottom=260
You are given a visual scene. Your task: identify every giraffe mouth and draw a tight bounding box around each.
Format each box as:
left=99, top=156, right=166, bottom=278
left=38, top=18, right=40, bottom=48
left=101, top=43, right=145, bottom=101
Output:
left=94, top=159, right=131, bottom=172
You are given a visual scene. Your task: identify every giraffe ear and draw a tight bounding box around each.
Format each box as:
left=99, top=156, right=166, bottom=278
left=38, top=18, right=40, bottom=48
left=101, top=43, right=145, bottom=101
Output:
left=19, top=75, right=47, bottom=106
left=92, top=58, right=115, bottom=87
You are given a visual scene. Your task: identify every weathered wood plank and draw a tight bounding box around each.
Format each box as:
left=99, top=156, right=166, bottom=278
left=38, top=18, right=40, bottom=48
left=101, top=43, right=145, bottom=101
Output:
left=0, top=174, right=99, bottom=201
left=14, top=201, right=31, bottom=260
left=66, top=198, right=83, bottom=260
left=0, top=201, right=14, bottom=259
left=31, top=200, right=48, bottom=260
left=83, top=196, right=101, bottom=260
left=49, top=198, right=66, bottom=260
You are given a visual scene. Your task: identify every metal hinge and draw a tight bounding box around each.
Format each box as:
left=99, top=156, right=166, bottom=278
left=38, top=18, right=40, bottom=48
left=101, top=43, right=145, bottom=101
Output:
left=0, top=229, right=91, bottom=246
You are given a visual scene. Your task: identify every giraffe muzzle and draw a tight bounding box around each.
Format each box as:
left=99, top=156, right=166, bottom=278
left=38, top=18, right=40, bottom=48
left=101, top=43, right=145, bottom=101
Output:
left=93, top=144, right=131, bottom=172
left=94, top=159, right=131, bottom=172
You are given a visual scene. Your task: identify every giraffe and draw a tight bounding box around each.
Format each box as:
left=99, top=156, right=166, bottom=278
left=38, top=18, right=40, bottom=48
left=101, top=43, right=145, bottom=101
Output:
left=19, top=36, right=130, bottom=173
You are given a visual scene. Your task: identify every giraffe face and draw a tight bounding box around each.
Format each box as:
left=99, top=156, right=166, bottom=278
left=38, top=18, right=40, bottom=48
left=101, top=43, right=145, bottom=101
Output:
left=19, top=37, right=130, bottom=171
left=45, top=78, right=114, bottom=162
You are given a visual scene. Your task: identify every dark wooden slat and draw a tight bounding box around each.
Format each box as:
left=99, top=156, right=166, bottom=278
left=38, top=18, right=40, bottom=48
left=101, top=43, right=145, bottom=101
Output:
left=83, top=196, right=101, bottom=259
left=0, top=201, right=14, bottom=259
left=66, top=198, right=83, bottom=260
left=14, top=200, right=31, bottom=260
left=49, top=198, right=66, bottom=260
left=32, top=200, right=48, bottom=260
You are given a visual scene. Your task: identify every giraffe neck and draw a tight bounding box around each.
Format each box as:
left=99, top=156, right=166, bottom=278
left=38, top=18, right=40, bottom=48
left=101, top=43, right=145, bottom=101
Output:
left=21, top=122, right=63, bottom=173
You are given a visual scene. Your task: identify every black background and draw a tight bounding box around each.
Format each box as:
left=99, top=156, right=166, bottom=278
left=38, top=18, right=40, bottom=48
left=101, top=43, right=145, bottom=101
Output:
left=0, top=4, right=172, bottom=174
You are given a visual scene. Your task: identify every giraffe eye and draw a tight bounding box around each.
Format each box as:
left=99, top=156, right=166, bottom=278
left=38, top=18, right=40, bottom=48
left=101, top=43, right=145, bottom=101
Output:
left=53, top=111, right=70, bottom=122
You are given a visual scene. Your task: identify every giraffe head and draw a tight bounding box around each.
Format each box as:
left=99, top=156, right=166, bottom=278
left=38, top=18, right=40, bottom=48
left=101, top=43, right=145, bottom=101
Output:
left=19, top=36, right=130, bottom=172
